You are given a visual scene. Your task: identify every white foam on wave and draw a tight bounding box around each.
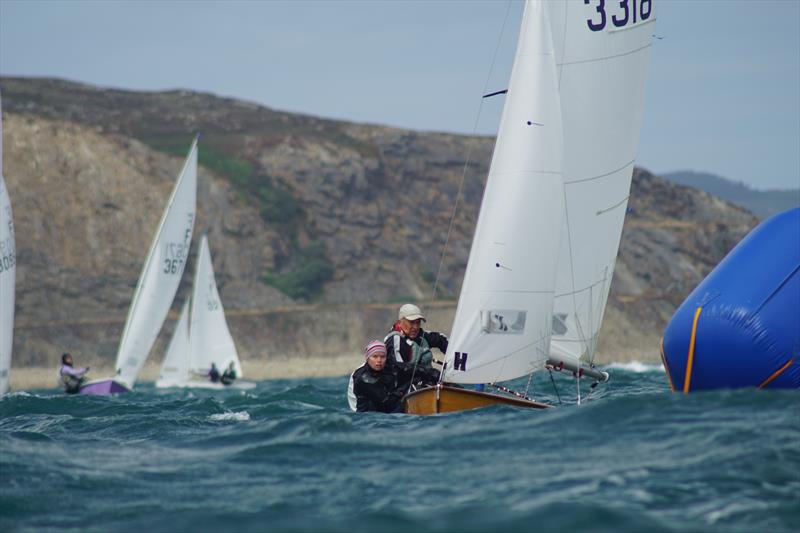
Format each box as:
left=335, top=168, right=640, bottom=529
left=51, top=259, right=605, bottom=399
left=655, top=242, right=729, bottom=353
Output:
left=209, top=411, right=250, bottom=421
left=605, top=361, right=664, bottom=373
left=0, top=391, right=33, bottom=400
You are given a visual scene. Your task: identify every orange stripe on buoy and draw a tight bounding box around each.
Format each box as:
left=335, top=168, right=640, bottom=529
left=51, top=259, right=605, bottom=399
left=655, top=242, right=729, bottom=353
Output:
left=659, top=338, right=675, bottom=392
left=683, top=307, right=703, bottom=394
left=758, top=359, right=794, bottom=389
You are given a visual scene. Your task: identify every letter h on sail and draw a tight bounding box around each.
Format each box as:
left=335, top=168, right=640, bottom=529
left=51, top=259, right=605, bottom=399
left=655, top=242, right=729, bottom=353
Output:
left=454, top=352, right=468, bottom=371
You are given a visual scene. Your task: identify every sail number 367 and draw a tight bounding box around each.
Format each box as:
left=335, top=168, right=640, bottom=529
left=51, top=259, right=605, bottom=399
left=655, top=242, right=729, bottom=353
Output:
left=585, top=0, right=653, bottom=32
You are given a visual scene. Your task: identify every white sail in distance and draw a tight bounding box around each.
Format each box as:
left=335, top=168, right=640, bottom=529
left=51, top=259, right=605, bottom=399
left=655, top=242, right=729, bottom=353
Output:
left=0, top=91, right=15, bottom=395
left=546, top=1, right=655, bottom=366
left=156, top=299, right=191, bottom=387
left=443, top=0, right=564, bottom=384
left=115, top=138, right=197, bottom=388
left=188, top=235, right=241, bottom=377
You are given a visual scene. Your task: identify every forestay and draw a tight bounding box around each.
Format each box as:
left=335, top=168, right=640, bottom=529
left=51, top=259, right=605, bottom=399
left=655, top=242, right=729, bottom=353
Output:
left=547, top=0, right=655, bottom=366
left=0, top=92, right=16, bottom=395
left=115, top=138, right=197, bottom=388
left=187, top=235, right=241, bottom=377
left=443, top=1, right=564, bottom=384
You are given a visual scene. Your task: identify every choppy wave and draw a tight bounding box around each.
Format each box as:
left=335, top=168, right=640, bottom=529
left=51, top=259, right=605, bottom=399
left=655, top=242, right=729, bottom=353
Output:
left=208, top=411, right=250, bottom=421
left=1, top=370, right=798, bottom=533
left=605, top=361, right=664, bottom=373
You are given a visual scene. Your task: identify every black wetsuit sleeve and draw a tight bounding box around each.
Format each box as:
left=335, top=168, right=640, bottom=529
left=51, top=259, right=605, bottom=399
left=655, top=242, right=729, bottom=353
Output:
left=424, top=331, right=449, bottom=353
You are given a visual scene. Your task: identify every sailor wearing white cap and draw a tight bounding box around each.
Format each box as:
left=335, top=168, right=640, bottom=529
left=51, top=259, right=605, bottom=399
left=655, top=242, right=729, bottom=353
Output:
left=384, top=303, right=449, bottom=369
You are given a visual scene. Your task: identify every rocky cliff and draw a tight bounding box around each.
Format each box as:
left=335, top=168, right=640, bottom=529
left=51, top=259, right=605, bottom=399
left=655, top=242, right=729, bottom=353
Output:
left=0, top=77, right=759, bottom=371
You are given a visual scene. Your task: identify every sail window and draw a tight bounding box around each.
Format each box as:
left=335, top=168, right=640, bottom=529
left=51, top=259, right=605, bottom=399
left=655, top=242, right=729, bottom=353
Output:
left=552, top=313, right=569, bottom=335
left=480, top=310, right=526, bottom=334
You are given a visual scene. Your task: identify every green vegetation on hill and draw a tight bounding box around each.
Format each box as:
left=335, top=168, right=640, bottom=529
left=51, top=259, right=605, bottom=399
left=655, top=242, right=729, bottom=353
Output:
left=140, top=134, right=333, bottom=301
left=262, top=241, right=334, bottom=301
left=140, top=136, right=254, bottom=185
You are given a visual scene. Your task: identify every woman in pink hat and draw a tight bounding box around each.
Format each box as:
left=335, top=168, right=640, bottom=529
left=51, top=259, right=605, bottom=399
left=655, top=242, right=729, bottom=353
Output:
left=347, top=340, right=438, bottom=413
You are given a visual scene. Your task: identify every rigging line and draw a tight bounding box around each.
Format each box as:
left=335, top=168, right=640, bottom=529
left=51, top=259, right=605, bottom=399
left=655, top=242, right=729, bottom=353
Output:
left=560, top=185, right=590, bottom=358
left=548, top=368, right=562, bottom=405
left=431, top=0, right=514, bottom=300
left=523, top=370, right=535, bottom=398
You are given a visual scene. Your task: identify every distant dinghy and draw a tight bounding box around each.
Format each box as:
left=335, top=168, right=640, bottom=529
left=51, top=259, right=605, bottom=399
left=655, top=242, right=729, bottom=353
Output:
left=79, top=138, right=198, bottom=395
left=156, top=235, right=254, bottom=390
left=661, top=207, right=800, bottom=391
left=0, top=91, right=16, bottom=395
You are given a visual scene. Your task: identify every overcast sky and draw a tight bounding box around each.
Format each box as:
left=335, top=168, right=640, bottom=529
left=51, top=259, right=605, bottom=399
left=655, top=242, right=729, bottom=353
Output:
left=1, top=0, right=798, bottom=190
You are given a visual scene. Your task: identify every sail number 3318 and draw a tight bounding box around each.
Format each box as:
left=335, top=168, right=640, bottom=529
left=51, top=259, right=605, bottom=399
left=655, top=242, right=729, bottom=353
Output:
left=585, top=0, right=653, bottom=31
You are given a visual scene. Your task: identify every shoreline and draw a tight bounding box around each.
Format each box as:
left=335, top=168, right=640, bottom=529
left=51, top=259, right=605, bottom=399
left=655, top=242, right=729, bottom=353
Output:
left=8, top=353, right=665, bottom=392
left=8, top=354, right=364, bottom=392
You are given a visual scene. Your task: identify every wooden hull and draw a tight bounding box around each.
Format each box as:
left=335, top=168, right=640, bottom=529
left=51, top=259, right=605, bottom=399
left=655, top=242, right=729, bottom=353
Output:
left=403, top=384, right=550, bottom=415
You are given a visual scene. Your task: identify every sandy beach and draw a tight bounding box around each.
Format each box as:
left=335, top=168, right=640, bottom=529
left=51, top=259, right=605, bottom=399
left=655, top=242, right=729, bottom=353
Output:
left=9, top=354, right=364, bottom=392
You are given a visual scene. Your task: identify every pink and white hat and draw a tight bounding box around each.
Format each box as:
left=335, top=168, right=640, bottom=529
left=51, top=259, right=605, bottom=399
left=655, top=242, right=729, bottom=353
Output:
left=364, top=340, right=387, bottom=359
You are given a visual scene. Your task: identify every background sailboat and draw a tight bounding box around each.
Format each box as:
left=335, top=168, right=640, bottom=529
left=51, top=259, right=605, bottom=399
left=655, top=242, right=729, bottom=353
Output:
left=0, top=91, right=15, bottom=395
left=79, top=138, right=198, bottom=395
left=405, top=0, right=654, bottom=414
left=156, top=235, right=253, bottom=390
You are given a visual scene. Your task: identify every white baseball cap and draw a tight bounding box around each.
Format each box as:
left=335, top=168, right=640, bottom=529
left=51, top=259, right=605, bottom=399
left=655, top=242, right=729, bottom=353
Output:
left=398, top=303, right=426, bottom=322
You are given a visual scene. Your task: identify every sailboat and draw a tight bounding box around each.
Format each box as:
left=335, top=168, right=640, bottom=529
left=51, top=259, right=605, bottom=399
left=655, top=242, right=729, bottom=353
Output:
left=156, top=235, right=254, bottom=390
left=404, top=0, right=654, bottom=414
left=0, top=91, right=15, bottom=396
left=79, top=138, right=198, bottom=395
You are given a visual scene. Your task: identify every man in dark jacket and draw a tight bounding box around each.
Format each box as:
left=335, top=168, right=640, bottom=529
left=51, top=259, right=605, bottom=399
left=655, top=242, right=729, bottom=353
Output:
left=350, top=340, right=438, bottom=413
left=385, top=303, right=448, bottom=369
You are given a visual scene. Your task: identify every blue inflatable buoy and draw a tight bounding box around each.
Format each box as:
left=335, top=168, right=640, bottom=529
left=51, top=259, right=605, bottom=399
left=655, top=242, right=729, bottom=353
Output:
left=661, top=207, right=800, bottom=391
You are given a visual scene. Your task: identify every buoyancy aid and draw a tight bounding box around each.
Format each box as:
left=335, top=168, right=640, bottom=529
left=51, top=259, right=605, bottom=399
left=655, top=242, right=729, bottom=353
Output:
left=384, top=328, right=433, bottom=367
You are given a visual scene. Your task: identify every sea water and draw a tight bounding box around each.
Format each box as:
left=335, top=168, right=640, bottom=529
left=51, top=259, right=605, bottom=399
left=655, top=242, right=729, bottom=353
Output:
left=1, top=366, right=798, bottom=532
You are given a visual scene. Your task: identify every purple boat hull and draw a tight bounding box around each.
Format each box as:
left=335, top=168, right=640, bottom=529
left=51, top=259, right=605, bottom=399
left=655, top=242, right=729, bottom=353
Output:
left=79, top=379, right=131, bottom=395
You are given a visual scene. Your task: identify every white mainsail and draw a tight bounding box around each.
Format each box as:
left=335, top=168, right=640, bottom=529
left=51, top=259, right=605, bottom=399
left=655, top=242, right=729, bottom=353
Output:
left=156, top=299, right=191, bottom=387
left=0, top=92, right=16, bottom=395
left=156, top=235, right=243, bottom=387
left=443, top=0, right=564, bottom=384
left=114, top=138, right=197, bottom=388
left=546, top=0, right=655, bottom=367
left=187, top=235, right=241, bottom=377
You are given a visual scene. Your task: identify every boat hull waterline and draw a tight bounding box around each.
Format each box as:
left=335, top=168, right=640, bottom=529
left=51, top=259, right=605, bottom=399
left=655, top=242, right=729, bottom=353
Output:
left=79, top=379, right=132, bottom=395
left=155, top=380, right=257, bottom=390
left=402, top=384, right=550, bottom=415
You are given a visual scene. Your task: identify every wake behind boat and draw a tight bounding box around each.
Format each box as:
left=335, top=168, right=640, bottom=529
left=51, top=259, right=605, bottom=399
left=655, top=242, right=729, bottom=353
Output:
left=156, top=235, right=254, bottom=390
left=404, top=0, right=653, bottom=414
left=79, top=137, right=198, bottom=395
